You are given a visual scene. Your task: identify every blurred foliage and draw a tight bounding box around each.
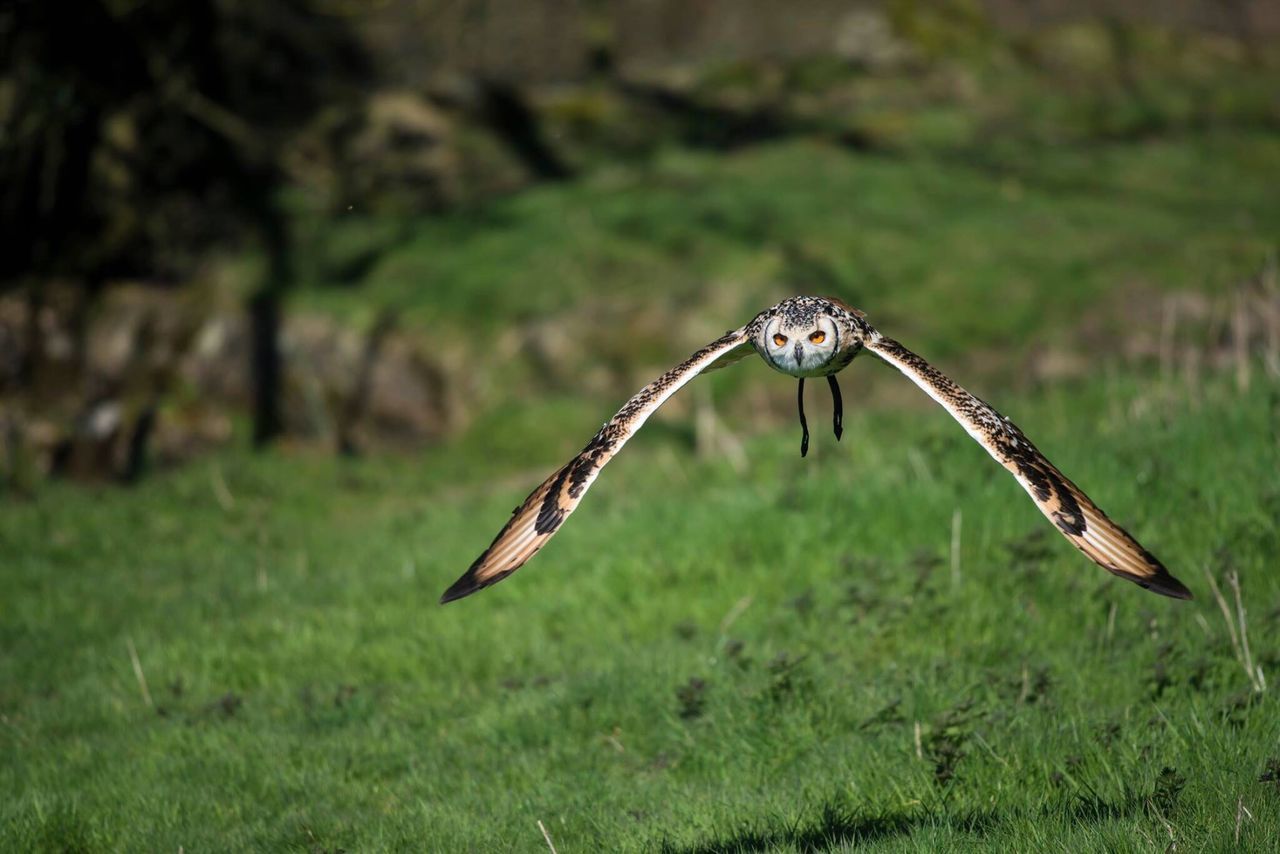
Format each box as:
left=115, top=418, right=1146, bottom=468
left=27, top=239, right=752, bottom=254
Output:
left=0, top=0, right=370, bottom=283
left=4, top=5, right=1280, bottom=845
left=4, top=0, right=1275, bottom=285
left=1, top=0, right=374, bottom=450
left=2, top=0, right=1279, bottom=482
left=888, top=0, right=1001, bottom=59
left=292, top=133, right=1279, bottom=392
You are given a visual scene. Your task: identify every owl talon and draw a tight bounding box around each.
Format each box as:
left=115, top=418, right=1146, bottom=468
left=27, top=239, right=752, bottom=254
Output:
left=828, top=374, right=843, bottom=441
left=797, top=378, right=809, bottom=457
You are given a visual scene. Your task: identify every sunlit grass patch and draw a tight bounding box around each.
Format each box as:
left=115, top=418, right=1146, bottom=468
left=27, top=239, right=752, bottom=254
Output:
left=2, top=370, right=1277, bottom=850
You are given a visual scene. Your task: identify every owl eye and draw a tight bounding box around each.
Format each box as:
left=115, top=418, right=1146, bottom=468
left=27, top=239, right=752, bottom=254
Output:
left=772, top=333, right=788, bottom=347
left=809, top=331, right=826, bottom=344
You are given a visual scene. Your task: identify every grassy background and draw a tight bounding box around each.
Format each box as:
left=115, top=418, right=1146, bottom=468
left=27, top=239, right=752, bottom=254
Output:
left=298, top=131, right=1280, bottom=348
left=3, top=369, right=1277, bottom=851
left=5, top=125, right=1280, bottom=849
left=289, top=128, right=1280, bottom=434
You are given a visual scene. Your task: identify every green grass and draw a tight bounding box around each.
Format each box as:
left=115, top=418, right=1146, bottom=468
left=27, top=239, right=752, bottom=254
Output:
left=8, top=74, right=1280, bottom=848
left=297, top=129, right=1280, bottom=355
left=288, top=128, right=1280, bottom=432
left=3, top=366, right=1278, bottom=850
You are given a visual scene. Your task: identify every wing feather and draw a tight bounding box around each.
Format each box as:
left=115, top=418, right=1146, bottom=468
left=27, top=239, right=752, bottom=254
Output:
left=440, top=330, right=753, bottom=603
left=868, top=336, right=1191, bottom=599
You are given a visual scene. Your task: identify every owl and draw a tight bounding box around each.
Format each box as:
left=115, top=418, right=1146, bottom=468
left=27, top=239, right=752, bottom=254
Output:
left=441, top=296, right=1191, bottom=604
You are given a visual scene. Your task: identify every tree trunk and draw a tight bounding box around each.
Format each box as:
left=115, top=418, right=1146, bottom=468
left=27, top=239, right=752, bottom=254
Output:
left=249, top=199, right=292, bottom=448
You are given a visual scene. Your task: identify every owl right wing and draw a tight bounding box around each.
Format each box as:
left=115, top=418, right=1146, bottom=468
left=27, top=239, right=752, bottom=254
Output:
left=868, top=335, right=1191, bottom=599
left=440, top=329, right=754, bottom=603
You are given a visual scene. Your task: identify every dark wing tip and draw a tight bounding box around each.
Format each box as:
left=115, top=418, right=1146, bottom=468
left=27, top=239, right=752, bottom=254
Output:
left=439, top=574, right=479, bottom=604
left=1139, top=570, right=1194, bottom=600
left=439, top=561, right=485, bottom=604
left=1125, top=548, right=1192, bottom=600
left=439, top=556, right=516, bottom=604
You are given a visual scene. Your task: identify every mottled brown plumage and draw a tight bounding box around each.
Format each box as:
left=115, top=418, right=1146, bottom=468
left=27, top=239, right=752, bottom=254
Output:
left=441, top=297, right=1191, bottom=604
left=439, top=331, right=752, bottom=603
left=868, top=336, right=1189, bottom=599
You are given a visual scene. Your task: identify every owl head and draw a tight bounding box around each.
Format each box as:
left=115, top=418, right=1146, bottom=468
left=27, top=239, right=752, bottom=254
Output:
left=754, top=296, right=852, bottom=377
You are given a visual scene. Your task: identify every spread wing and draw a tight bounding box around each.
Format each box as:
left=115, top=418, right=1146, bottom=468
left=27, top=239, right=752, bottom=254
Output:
left=440, top=330, right=754, bottom=603
left=868, top=336, right=1191, bottom=599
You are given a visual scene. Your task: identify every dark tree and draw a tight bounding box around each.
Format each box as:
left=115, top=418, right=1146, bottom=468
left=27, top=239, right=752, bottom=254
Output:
left=0, top=0, right=371, bottom=445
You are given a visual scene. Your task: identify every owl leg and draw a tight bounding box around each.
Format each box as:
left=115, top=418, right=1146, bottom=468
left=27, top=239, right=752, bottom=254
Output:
left=796, top=378, right=809, bottom=458
left=827, top=374, right=843, bottom=441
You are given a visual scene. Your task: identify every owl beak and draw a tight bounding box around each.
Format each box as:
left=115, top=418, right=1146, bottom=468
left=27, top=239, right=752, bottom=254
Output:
left=793, top=341, right=804, bottom=365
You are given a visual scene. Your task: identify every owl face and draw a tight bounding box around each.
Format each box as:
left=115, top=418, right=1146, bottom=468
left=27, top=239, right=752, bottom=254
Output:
left=758, top=309, right=841, bottom=377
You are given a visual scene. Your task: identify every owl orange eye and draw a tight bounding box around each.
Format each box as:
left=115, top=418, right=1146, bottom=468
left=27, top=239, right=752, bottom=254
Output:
left=772, top=333, right=788, bottom=347
left=809, top=331, right=826, bottom=344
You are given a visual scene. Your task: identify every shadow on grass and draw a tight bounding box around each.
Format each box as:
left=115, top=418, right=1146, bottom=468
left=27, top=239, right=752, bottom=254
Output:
left=660, top=793, right=1147, bottom=853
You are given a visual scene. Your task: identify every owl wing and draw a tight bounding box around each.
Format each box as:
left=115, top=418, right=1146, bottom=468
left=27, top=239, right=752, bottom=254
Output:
left=440, top=330, right=754, bottom=603
left=868, top=336, right=1191, bottom=599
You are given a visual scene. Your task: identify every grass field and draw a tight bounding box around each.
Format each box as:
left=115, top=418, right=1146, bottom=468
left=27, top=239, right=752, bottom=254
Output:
left=282, top=128, right=1280, bottom=467
left=5, top=124, right=1280, bottom=850
left=294, top=129, right=1280, bottom=388
left=4, top=364, right=1278, bottom=851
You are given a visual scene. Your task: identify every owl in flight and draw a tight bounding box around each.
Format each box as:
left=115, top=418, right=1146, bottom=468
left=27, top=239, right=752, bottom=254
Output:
left=441, top=296, right=1191, bottom=604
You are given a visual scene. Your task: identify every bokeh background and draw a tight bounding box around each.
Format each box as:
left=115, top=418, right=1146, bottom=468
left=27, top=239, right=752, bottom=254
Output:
left=3, top=2, right=1279, bottom=851
left=4, top=0, right=1278, bottom=477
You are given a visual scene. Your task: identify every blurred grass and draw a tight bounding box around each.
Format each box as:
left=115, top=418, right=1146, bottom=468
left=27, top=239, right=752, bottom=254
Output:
left=283, top=128, right=1280, bottom=468
left=8, top=41, right=1280, bottom=848
left=2, top=367, right=1278, bottom=850
left=296, top=128, right=1279, bottom=378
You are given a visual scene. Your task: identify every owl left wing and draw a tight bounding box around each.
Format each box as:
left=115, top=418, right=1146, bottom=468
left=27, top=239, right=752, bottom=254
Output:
left=440, top=330, right=753, bottom=603
left=868, top=335, right=1191, bottom=600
